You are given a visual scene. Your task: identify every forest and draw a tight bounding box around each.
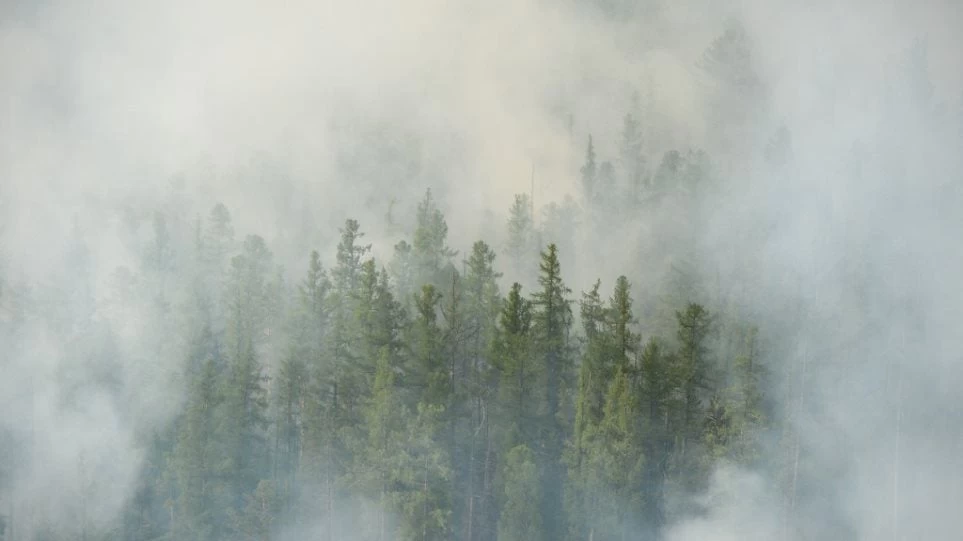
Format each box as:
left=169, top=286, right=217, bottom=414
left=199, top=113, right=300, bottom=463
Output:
left=2, top=172, right=774, bottom=541
left=2, top=1, right=963, bottom=541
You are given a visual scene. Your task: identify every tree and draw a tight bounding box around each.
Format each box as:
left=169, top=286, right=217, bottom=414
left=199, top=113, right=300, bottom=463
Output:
left=670, top=303, right=714, bottom=492
left=146, top=211, right=174, bottom=274
left=725, top=326, right=767, bottom=466
left=397, top=286, right=453, bottom=541
left=205, top=203, right=235, bottom=267
left=171, top=358, right=220, bottom=541
left=539, top=197, right=579, bottom=277
left=497, top=445, right=543, bottom=541
left=619, top=113, right=646, bottom=204
left=227, top=479, right=278, bottom=541
left=273, top=351, right=306, bottom=515
left=219, top=236, right=273, bottom=513
left=530, top=244, right=573, bottom=541
left=505, top=194, right=536, bottom=281
left=390, top=240, right=416, bottom=307
left=409, top=285, right=447, bottom=408
left=565, top=280, right=608, bottom=541
left=492, top=283, right=535, bottom=449
left=580, top=136, right=598, bottom=204
left=596, top=367, right=644, bottom=541
left=698, top=19, right=765, bottom=165
left=638, top=339, right=672, bottom=539
left=610, top=276, right=640, bottom=373
left=462, top=241, right=503, bottom=541
left=365, top=349, right=408, bottom=541
left=333, top=219, right=371, bottom=296
left=413, top=189, right=457, bottom=286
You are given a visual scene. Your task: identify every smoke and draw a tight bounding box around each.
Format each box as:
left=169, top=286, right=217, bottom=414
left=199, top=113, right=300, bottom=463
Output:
left=2, top=0, right=962, bottom=539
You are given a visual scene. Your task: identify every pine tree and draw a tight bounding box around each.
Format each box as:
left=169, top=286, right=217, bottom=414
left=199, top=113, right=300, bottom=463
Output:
left=505, top=194, right=535, bottom=281
left=461, top=241, right=503, bottom=541
left=396, top=286, right=453, bottom=541
left=497, top=445, right=543, bottom=541
left=565, top=280, right=607, bottom=541
left=390, top=240, right=416, bottom=308
left=273, top=351, right=306, bottom=515
left=726, top=326, right=766, bottom=466
left=610, top=276, right=640, bottom=373
left=325, top=220, right=372, bottom=432
left=671, top=303, right=714, bottom=493
left=619, top=113, right=646, bottom=204
left=413, top=189, right=457, bottom=286
left=530, top=244, right=573, bottom=541
left=219, top=236, right=273, bottom=515
left=492, top=283, right=535, bottom=449
left=333, top=219, right=372, bottom=297
left=365, top=348, right=408, bottom=541
left=294, top=251, right=338, bottom=538
left=171, top=357, right=220, bottom=541
left=227, top=479, right=278, bottom=541
left=410, top=284, right=447, bottom=408
left=205, top=203, right=235, bottom=268
left=638, top=339, right=672, bottom=540
left=597, top=367, right=644, bottom=541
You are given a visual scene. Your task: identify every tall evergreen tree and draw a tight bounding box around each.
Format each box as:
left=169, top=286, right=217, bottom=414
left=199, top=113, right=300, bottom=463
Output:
left=491, top=283, right=535, bottom=448
left=505, top=194, right=536, bottom=281
left=530, top=244, right=573, bottom=541
left=171, top=358, right=220, bottom=541
left=413, top=189, right=457, bottom=286
left=497, top=445, right=543, bottom=541
left=619, top=113, right=646, bottom=204
left=219, top=235, right=273, bottom=515
left=670, top=303, right=714, bottom=493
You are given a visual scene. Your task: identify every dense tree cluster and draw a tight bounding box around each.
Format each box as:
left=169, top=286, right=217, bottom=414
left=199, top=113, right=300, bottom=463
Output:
left=0, top=154, right=776, bottom=541
left=1, top=16, right=955, bottom=541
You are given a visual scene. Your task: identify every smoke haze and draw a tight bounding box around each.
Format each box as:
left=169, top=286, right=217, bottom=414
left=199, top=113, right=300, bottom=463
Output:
left=1, top=0, right=962, bottom=540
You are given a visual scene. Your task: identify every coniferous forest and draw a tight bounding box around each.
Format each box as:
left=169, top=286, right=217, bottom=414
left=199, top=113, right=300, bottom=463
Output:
left=2, top=2, right=963, bottom=541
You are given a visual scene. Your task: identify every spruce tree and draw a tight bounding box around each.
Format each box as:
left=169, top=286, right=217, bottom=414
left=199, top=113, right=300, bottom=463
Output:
left=497, top=445, right=543, bottom=541
left=462, top=241, right=503, bottom=541
left=171, top=358, right=219, bottom=541
left=530, top=243, right=573, bottom=541
left=491, top=283, right=535, bottom=449
left=505, top=194, right=535, bottom=282
left=413, top=189, right=457, bottom=287
left=671, top=303, right=713, bottom=493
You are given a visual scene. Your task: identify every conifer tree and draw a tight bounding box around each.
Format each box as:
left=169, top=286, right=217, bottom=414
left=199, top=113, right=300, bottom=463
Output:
left=171, top=358, right=219, bottom=541
left=219, top=235, right=273, bottom=514
left=580, top=136, right=598, bottom=204
left=619, top=113, right=646, bottom=204
left=497, top=445, right=543, bottom=541
left=530, top=243, right=573, bottom=541
left=491, top=283, right=535, bottom=448
left=671, top=303, right=714, bottom=493
left=505, top=194, right=535, bottom=281
left=638, top=338, right=672, bottom=539
left=413, top=189, right=457, bottom=286
left=365, top=349, right=408, bottom=541
left=462, top=241, right=503, bottom=541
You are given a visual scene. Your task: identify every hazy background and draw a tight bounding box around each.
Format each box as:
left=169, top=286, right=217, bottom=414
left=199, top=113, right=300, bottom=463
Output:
left=2, top=0, right=962, bottom=539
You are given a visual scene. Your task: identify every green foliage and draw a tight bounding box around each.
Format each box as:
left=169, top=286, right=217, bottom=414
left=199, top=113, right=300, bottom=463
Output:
left=413, top=189, right=457, bottom=286
left=492, top=283, right=535, bottom=448
left=94, top=177, right=779, bottom=541
left=505, top=194, right=536, bottom=279
left=497, top=445, right=543, bottom=541
left=226, top=480, right=278, bottom=541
